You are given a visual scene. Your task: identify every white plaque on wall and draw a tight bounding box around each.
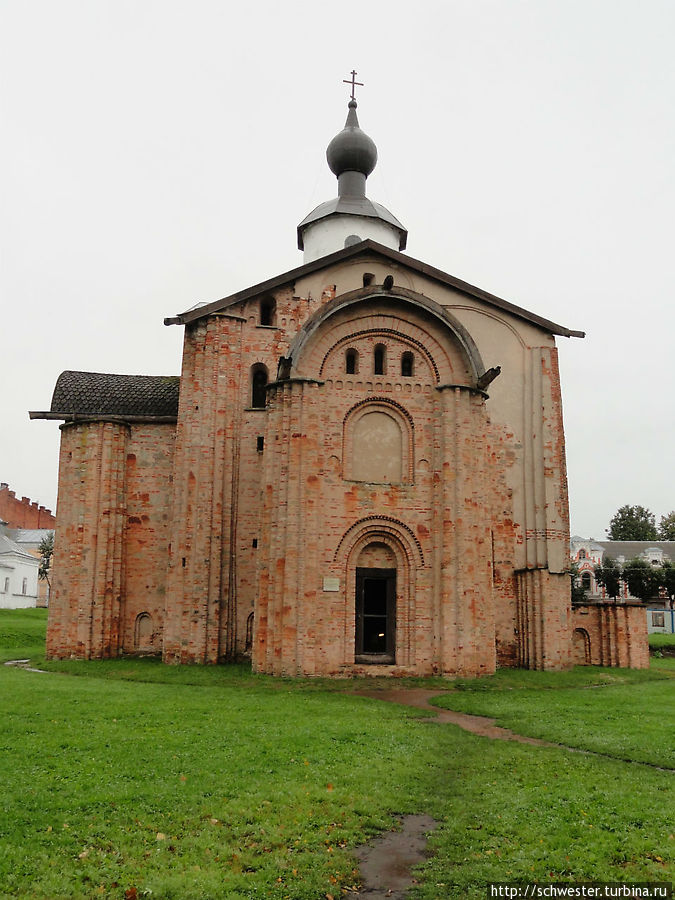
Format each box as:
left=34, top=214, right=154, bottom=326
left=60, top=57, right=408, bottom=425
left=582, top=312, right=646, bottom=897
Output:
left=322, top=577, right=340, bottom=592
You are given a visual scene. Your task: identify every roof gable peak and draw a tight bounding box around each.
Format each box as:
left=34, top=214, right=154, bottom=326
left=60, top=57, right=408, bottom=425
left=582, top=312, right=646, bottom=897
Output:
left=166, top=240, right=584, bottom=339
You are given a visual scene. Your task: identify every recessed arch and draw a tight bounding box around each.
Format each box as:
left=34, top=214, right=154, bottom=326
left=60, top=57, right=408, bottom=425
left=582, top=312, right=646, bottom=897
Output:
left=343, top=398, right=414, bottom=484
left=134, top=612, right=154, bottom=651
left=572, top=628, right=591, bottom=665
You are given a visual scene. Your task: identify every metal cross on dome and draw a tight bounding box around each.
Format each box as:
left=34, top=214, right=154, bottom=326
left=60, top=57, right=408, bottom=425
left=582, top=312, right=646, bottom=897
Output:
left=343, top=70, right=364, bottom=101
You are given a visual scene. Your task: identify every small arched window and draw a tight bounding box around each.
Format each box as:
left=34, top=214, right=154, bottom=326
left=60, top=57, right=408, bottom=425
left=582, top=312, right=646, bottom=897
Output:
left=260, top=297, right=276, bottom=327
left=581, top=573, right=591, bottom=592
left=251, top=365, right=269, bottom=408
left=374, top=344, right=386, bottom=376
left=22, top=578, right=28, bottom=595
left=345, top=349, right=359, bottom=375
left=401, top=351, right=414, bottom=377
left=579, top=549, right=586, bottom=560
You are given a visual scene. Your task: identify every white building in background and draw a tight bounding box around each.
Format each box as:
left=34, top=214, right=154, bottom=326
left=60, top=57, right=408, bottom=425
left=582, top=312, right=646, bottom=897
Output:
left=9, top=529, right=53, bottom=607
left=0, top=524, right=39, bottom=609
left=570, top=536, right=675, bottom=634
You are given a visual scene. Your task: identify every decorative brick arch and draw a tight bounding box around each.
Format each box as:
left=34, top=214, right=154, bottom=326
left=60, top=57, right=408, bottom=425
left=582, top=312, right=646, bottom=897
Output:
left=334, top=516, right=424, bottom=568
left=286, top=289, right=486, bottom=385
left=320, top=329, right=440, bottom=381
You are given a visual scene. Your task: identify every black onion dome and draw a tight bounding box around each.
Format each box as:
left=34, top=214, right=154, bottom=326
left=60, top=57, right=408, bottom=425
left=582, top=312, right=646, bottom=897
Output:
left=326, top=100, right=377, bottom=177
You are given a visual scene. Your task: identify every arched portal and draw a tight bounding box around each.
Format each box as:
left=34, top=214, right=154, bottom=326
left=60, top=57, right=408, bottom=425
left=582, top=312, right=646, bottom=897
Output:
left=338, top=519, right=423, bottom=669
left=355, top=542, right=397, bottom=664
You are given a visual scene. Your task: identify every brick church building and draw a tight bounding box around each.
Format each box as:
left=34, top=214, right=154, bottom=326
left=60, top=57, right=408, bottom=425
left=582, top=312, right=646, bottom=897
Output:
left=33, top=96, right=648, bottom=674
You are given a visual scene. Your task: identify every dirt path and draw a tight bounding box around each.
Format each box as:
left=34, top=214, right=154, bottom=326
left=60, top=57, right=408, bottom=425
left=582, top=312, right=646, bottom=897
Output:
left=354, top=688, right=557, bottom=747
left=353, top=814, right=438, bottom=899
left=4, top=658, right=47, bottom=674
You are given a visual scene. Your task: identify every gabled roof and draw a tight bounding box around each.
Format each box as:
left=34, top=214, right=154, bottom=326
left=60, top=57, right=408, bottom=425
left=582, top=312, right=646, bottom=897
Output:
left=9, top=529, right=54, bottom=545
left=0, top=531, right=37, bottom=562
left=595, top=541, right=675, bottom=562
left=165, top=239, right=584, bottom=338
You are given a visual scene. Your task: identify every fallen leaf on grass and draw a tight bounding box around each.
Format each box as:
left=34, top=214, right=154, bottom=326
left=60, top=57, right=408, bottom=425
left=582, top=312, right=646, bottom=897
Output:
left=124, top=889, right=138, bottom=900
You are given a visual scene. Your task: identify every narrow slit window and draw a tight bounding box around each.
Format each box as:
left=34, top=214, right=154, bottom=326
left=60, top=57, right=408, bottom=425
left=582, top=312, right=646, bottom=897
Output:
left=401, top=351, right=414, bottom=377
left=251, top=366, right=269, bottom=408
left=345, top=348, right=359, bottom=375
left=374, top=344, right=386, bottom=376
left=260, top=297, right=276, bottom=327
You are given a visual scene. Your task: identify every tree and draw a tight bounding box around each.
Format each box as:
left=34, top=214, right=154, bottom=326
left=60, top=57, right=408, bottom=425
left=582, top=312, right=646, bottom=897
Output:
left=38, top=532, right=54, bottom=590
left=606, top=505, right=657, bottom=541
left=569, top=562, right=587, bottom=604
left=658, top=511, right=675, bottom=541
left=622, top=557, right=659, bottom=603
left=593, top=556, right=623, bottom=600
left=658, top=560, right=675, bottom=606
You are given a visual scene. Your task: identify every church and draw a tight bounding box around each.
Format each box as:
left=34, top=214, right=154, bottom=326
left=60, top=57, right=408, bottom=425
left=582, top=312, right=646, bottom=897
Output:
left=32, top=90, right=648, bottom=675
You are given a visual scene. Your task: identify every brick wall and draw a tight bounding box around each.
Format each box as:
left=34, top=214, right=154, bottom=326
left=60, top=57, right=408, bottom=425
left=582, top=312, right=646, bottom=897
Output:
left=572, top=603, right=649, bottom=668
left=0, top=483, right=56, bottom=529
left=47, top=420, right=175, bottom=659
left=46, top=258, right=601, bottom=676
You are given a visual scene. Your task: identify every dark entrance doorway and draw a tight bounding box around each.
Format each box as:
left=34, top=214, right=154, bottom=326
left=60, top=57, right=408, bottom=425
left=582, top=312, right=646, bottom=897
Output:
left=355, top=568, right=396, bottom=664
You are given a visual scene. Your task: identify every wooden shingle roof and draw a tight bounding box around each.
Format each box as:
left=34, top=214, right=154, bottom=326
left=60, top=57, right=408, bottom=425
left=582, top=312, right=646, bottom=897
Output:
left=30, top=371, right=180, bottom=422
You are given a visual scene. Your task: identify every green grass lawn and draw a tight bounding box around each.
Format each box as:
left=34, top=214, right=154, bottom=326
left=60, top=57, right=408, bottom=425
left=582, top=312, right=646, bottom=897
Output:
left=0, top=608, right=50, bottom=663
left=650, top=631, right=675, bottom=650
left=0, top=610, right=673, bottom=899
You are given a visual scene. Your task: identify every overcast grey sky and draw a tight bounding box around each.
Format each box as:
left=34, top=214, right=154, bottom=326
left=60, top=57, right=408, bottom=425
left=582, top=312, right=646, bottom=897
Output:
left=2, top=0, right=674, bottom=539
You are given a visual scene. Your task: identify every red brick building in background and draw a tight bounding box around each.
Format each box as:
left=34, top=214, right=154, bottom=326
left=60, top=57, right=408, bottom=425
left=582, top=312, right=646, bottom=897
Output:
left=32, top=99, right=648, bottom=674
left=0, top=483, right=56, bottom=530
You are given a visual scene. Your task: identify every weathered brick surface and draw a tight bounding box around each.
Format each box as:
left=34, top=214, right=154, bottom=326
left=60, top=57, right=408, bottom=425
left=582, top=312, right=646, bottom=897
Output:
left=47, top=421, right=174, bottom=659
left=45, top=253, right=647, bottom=674
left=572, top=603, right=649, bottom=668
left=121, top=427, right=175, bottom=654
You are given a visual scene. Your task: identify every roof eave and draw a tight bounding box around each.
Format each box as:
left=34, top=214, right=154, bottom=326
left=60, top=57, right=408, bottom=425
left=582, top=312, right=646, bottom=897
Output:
left=29, top=411, right=178, bottom=424
left=167, top=239, right=584, bottom=337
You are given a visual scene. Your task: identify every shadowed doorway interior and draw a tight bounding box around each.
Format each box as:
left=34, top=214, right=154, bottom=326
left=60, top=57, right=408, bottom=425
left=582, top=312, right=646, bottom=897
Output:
left=355, top=567, right=396, bottom=664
